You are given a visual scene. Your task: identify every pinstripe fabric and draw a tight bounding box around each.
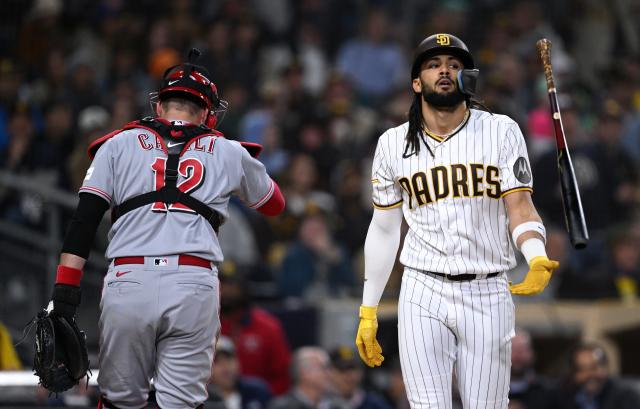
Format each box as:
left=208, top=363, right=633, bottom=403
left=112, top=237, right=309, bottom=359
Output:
left=370, top=109, right=533, bottom=275
left=399, top=269, right=515, bottom=409
left=372, top=108, right=528, bottom=408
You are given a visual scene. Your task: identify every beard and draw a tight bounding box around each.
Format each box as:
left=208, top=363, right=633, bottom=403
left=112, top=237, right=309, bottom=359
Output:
left=422, top=83, right=466, bottom=108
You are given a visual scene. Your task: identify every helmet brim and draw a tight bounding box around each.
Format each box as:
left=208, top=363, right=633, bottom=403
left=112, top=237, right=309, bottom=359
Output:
left=411, top=47, right=475, bottom=79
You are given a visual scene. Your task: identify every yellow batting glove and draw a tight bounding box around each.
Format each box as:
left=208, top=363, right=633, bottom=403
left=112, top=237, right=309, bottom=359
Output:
left=355, top=305, right=384, bottom=367
left=510, top=256, right=560, bottom=296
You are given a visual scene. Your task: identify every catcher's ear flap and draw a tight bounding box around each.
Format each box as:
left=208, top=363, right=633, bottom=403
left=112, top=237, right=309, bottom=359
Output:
left=53, top=316, right=89, bottom=380
left=239, top=141, right=263, bottom=158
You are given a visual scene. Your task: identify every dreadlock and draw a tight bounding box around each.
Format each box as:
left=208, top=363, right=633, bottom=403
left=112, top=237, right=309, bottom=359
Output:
left=404, top=93, right=423, bottom=157
left=404, top=92, right=492, bottom=158
left=468, top=96, right=492, bottom=113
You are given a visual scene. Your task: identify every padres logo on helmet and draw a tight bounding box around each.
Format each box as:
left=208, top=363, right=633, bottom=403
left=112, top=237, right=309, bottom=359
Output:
left=436, top=34, right=451, bottom=46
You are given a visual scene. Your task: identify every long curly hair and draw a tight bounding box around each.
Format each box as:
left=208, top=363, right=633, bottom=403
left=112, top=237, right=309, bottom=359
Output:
left=404, top=92, right=489, bottom=157
left=404, top=93, right=423, bottom=157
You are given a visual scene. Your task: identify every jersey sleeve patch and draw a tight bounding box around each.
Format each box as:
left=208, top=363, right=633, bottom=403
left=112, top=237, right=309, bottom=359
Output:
left=513, top=157, right=532, bottom=184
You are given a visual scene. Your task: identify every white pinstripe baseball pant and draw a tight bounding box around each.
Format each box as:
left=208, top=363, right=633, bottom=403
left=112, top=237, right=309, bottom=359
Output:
left=398, top=268, right=515, bottom=409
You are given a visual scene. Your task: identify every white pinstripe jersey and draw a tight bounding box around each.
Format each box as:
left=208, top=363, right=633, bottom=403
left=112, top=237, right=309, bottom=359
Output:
left=371, top=109, right=533, bottom=275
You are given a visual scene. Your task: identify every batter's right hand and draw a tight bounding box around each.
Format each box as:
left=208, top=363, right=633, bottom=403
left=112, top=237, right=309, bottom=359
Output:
left=355, top=305, right=384, bottom=367
left=509, top=256, right=559, bottom=296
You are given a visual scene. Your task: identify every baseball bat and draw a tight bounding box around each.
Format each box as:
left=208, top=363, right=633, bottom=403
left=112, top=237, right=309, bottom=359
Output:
left=536, top=38, right=589, bottom=249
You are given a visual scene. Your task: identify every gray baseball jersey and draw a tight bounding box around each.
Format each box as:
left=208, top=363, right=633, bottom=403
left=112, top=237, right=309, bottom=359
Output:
left=81, top=121, right=275, bottom=262
left=371, top=109, right=533, bottom=275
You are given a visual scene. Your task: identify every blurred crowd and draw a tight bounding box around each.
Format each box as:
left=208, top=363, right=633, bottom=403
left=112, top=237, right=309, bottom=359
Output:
left=1, top=0, right=640, bottom=407
left=5, top=325, right=640, bottom=409
left=1, top=0, right=640, bottom=302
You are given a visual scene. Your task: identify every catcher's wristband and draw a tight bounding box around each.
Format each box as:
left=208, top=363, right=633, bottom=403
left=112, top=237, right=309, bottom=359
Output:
left=56, top=265, right=83, bottom=287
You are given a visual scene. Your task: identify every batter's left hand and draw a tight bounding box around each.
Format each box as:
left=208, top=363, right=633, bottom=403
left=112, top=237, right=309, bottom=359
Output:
left=355, top=305, right=384, bottom=367
left=509, top=256, right=559, bottom=296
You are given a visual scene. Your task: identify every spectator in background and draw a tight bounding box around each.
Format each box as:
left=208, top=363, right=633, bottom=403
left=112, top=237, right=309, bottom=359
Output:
left=200, top=20, right=234, bottom=88
left=68, top=105, right=111, bottom=192
left=17, top=0, right=64, bottom=73
left=527, top=89, right=583, bottom=161
left=607, top=228, right=640, bottom=302
left=268, top=347, right=350, bottom=409
left=30, top=101, right=74, bottom=189
left=319, top=74, right=378, bottom=156
left=592, top=102, right=639, bottom=226
left=207, top=336, right=272, bottom=409
left=531, top=98, right=585, bottom=229
left=336, top=9, right=406, bottom=103
left=508, top=328, right=557, bottom=409
left=24, top=48, right=67, bottom=108
left=65, top=56, right=102, bottom=116
left=334, top=163, right=372, bottom=256
left=533, top=101, right=638, bottom=234
left=282, top=153, right=335, bottom=216
left=295, top=22, right=329, bottom=97
left=485, top=52, right=530, bottom=127
left=277, top=212, right=355, bottom=300
left=296, top=121, right=340, bottom=189
left=273, top=153, right=335, bottom=240
left=0, top=107, right=62, bottom=229
left=328, top=345, right=393, bottom=409
left=0, top=321, right=21, bottom=370
left=258, top=123, right=289, bottom=177
left=553, top=225, right=617, bottom=300
left=278, top=61, right=319, bottom=146
left=230, top=16, right=263, bottom=96
left=220, top=263, right=292, bottom=395
left=0, top=107, right=35, bottom=172
left=555, top=343, right=640, bottom=409
left=216, top=82, right=251, bottom=138
left=218, top=207, right=262, bottom=271
left=0, top=59, right=28, bottom=153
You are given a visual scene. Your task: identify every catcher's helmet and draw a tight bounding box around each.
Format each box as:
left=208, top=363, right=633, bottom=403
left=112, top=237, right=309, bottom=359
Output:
left=411, top=33, right=475, bottom=79
left=154, top=48, right=228, bottom=129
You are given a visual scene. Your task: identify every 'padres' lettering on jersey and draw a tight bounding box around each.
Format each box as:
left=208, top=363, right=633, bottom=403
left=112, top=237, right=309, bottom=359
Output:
left=372, top=109, right=533, bottom=275
left=81, top=125, right=274, bottom=262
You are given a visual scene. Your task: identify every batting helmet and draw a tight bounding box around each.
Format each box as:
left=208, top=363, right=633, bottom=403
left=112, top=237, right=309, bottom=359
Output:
left=411, top=33, right=475, bottom=79
left=153, top=48, right=228, bottom=129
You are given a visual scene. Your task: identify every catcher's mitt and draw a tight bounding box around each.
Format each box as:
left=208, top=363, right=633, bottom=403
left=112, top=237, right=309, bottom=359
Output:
left=33, top=309, right=89, bottom=393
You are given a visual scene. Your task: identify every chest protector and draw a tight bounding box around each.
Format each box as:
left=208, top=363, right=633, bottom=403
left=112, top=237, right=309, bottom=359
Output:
left=89, top=117, right=223, bottom=233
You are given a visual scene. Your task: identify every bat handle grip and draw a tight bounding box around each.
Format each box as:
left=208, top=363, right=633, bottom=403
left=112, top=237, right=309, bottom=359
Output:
left=537, top=39, right=555, bottom=90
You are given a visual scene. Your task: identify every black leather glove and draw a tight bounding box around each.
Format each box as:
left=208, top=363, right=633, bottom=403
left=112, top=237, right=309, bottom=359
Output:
left=51, top=284, right=81, bottom=319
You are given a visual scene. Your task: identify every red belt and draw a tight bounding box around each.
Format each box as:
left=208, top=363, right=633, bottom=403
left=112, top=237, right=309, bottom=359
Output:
left=114, top=255, right=211, bottom=268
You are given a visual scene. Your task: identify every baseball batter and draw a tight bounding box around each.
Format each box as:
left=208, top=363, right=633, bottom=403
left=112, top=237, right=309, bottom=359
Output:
left=48, top=50, right=285, bottom=409
left=355, top=34, right=560, bottom=409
